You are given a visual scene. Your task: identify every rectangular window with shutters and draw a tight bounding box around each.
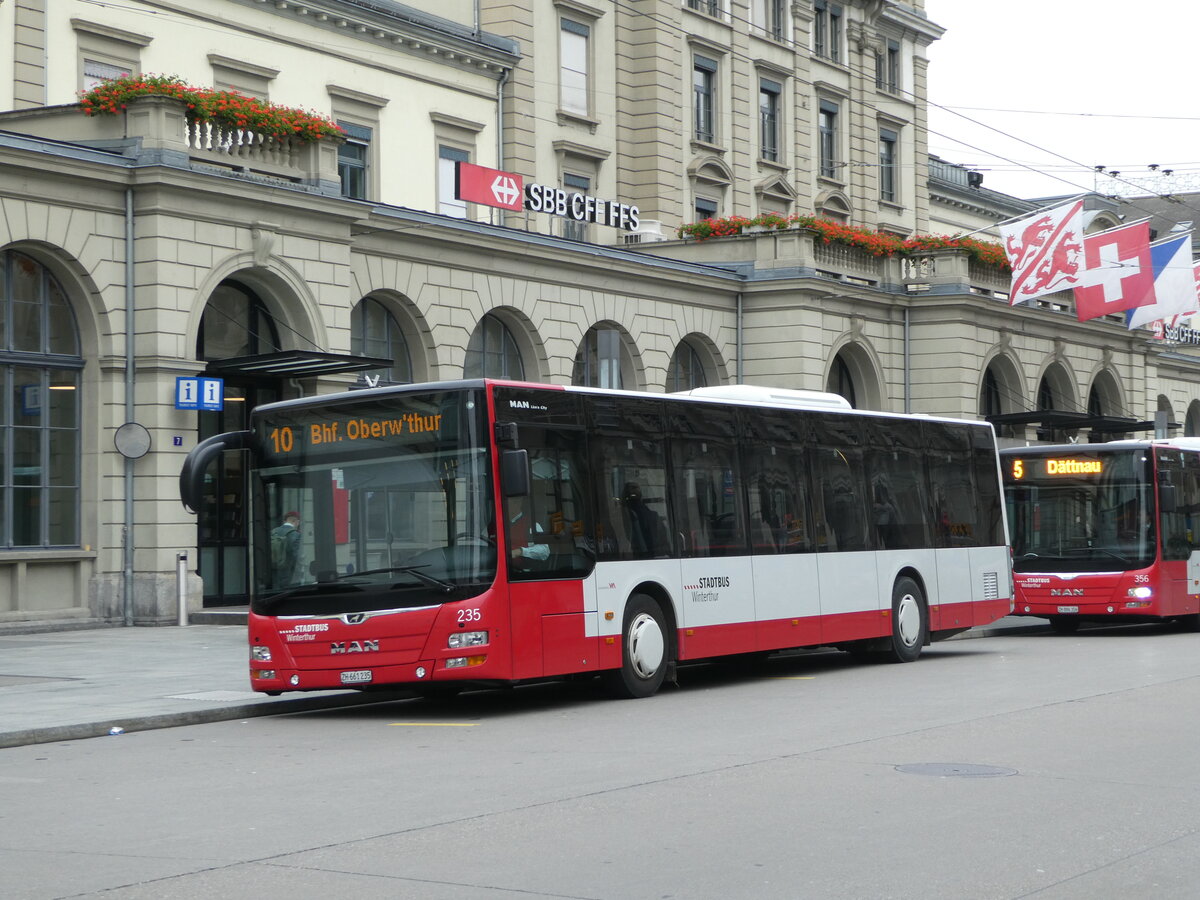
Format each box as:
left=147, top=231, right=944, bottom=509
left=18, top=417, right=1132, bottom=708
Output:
left=818, top=100, right=838, bottom=179
left=759, top=78, right=781, bottom=162
left=879, top=127, right=898, bottom=203
left=437, top=145, right=470, bottom=217
left=560, top=19, right=590, bottom=117
left=693, top=55, right=717, bottom=143
left=562, top=173, right=591, bottom=242
left=337, top=121, right=371, bottom=200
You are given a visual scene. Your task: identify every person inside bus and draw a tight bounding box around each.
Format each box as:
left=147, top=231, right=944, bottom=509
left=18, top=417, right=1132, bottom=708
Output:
left=872, top=481, right=903, bottom=549
left=270, top=511, right=304, bottom=586
left=507, top=497, right=550, bottom=562
left=622, top=481, right=664, bottom=556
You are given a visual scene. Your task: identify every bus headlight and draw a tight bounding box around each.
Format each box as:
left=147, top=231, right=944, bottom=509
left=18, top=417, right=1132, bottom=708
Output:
left=1127, top=586, right=1153, bottom=599
left=251, top=646, right=273, bottom=662
left=448, top=630, right=488, bottom=649
left=445, top=655, right=487, bottom=669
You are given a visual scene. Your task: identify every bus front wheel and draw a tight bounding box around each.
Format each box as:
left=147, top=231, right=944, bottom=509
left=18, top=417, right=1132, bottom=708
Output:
left=603, top=594, right=669, bottom=699
left=885, top=576, right=927, bottom=663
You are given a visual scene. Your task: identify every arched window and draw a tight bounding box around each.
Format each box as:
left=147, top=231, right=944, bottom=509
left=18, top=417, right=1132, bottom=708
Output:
left=1, top=251, right=81, bottom=547
left=464, top=313, right=524, bottom=379
left=980, top=368, right=1002, bottom=419
left=827, top=353, right=857, bottom=408
left=198, top=282, right=281, bottom=360
left=573, top=326, right=623, bottom=388
left=351, top=296, right=412, bottom=385
left=668, top=340, right=708, bottom=391
left=1185, top=401, right=1200, bottom=437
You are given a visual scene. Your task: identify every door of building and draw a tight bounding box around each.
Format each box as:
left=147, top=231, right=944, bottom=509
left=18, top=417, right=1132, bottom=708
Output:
left=196, top=380, right=280, bottom=606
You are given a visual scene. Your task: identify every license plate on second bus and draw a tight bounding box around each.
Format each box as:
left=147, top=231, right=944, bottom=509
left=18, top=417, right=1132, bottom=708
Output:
left=340, top=670, right=372, bottom=685
left=1056, top=605, right=1079, bottom=614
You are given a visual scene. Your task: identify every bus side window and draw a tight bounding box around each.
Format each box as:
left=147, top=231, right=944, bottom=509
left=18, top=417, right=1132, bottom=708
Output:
left=865, top=419, right=931, bottom=550
left=743, top=443, right=812, bottom=554
left=669, top=437, right=745, bottom=557
left=924, top=422, right=978, bottom=548
left=1158, top=452, right=1199, bottom=561
left=809, top=414, right=870, bottom=553
left=592, top=435, right=671, bottom=560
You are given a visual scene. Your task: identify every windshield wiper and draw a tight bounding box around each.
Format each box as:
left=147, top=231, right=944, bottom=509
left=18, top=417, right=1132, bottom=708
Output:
left=346, top=566, right=456, bottom=594
left=256, top=581, right=363, bottom=612
left=1059, top=546, right=1134, bottom=565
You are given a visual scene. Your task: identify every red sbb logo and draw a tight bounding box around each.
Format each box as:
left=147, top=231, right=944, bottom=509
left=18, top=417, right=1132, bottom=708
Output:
left=455, top=161, right=640, bottom=231
left=457, top=162, right=525, bottom=211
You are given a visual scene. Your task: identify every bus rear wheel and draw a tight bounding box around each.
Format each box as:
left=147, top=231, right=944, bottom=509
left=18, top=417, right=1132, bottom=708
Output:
left=603, top=594, right=669, bottom=699
left=884, top=576, right=927, bottom=663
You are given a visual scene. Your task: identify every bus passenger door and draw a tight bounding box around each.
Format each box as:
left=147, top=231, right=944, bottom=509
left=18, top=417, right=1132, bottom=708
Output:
left=506, top=432, right=599, bottom=679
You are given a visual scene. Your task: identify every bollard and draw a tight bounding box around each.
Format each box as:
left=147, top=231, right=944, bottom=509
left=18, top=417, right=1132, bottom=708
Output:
left=176, top=551, right=189, bottom=627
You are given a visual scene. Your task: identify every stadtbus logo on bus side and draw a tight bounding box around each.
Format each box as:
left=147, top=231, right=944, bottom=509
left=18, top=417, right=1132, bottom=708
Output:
left=456, top=161, right=641, bottom=231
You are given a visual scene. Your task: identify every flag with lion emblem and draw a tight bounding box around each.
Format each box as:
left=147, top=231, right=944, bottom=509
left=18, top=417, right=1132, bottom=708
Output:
left=1000, top=199, right=1085, bottom=304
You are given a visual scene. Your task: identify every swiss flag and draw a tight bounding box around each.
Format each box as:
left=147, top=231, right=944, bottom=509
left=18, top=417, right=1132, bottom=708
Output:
left=1073, top=220, right=1156, bottom=322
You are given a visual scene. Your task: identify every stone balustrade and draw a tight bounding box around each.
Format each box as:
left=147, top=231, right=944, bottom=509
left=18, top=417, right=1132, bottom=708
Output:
left=0, top=95, right=342, bottom=196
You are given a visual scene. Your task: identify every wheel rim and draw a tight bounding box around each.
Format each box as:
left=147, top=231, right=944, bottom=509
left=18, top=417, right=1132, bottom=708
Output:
left=627, top=612, right=665, bottom=679
left=896, top=591, right=922, bottom=647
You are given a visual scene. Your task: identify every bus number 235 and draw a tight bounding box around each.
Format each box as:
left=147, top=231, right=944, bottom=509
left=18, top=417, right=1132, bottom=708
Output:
left=457, top=608, right=482, bottom=623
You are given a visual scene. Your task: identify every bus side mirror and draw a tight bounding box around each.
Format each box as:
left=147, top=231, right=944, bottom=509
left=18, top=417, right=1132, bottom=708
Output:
left=500, top=449, right=530, bottom=497
left=179, top=430, right=255, bottom=514
left=1160, top=483, right=1178, bottom=514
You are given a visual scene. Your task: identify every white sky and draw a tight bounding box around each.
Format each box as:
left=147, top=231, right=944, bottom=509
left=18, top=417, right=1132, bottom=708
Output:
left=922, top=1, right=1198, bottom=202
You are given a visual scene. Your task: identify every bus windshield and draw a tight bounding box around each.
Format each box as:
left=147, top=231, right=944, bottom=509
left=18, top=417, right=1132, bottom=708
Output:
left=1005, top=448, right=1155, bottom=573
left=249, top=390, right=494, bottom=616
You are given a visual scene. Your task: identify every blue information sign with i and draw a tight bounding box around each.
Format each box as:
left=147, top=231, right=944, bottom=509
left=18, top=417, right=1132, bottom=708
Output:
left=175, top=376, right=224, bottom=411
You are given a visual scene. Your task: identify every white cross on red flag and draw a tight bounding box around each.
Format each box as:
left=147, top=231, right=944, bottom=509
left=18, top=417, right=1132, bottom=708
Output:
left=1000, top=200, right=1085, bottom=304
left=1073, top=219, right=1156, bottom=322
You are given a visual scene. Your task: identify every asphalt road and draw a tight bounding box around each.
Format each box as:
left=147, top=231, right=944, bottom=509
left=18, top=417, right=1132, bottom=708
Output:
left=4, top=624, right=1200, bottom=899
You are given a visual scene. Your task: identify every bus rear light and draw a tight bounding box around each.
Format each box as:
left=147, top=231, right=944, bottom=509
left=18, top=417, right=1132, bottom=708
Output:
left=448, top=630, right=488, bottom=649
left=251, top=646, right=273, bottom=662
left=1127, top=587, right=1152, bottom=599
left=252, top=669, right=276, bottom=680
left=445, top=655, right=487, bottom=669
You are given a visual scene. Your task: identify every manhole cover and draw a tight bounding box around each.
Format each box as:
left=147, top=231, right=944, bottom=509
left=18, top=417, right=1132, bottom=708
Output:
left=896, top=763, right=1018, bottom=778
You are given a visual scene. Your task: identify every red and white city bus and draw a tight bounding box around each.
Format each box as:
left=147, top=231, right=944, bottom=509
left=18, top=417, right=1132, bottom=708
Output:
left=1002, top=440, right=1200, bottom=633
left=180, top=380, right=1013, bottom=699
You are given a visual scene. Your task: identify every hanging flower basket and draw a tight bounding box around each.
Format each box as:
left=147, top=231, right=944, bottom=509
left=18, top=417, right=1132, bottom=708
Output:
left=676, top=212, right=1009, bottom=271
left=79, top=74, right=344, bottom=143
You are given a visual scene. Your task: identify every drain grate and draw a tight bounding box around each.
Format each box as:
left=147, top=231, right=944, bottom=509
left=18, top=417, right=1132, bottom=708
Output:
left=896, top=763, right=1018, bottom=778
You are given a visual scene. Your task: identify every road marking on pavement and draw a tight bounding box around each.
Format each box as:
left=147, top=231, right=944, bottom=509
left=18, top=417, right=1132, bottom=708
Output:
left=388, top=722, right=476, bottom=727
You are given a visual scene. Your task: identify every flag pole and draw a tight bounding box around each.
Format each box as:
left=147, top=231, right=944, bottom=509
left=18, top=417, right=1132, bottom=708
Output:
left=949, top=192, right=1092, bottom=240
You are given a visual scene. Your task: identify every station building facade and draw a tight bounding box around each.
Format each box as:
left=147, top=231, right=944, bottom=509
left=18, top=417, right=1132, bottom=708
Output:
left=1, top=0, right=1199, bottom=630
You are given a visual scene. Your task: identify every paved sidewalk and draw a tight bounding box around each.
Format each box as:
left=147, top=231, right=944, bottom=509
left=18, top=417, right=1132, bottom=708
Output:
left=0, top=615, right=1050, bottom=749
left=0, top=625, right=403, bottom=749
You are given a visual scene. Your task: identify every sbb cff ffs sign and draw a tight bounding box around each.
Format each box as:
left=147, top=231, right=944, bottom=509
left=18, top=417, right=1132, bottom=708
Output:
left=456, top=161, right=640, bottom=231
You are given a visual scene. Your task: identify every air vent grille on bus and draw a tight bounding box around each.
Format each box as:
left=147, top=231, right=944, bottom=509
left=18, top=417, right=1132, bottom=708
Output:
left=982, top=571, right=999, bottom=601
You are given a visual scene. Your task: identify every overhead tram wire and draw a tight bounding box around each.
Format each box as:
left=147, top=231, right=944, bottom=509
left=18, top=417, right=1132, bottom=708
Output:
left=602, top=0, right=1200, bottom=230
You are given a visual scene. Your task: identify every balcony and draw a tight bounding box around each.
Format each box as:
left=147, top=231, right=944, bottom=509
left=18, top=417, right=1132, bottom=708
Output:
left=0, top=95, right=341, bottom=195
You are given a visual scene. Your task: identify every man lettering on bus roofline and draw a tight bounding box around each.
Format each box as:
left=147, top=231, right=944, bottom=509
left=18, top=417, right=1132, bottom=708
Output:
left=507, top=497, right=550, bottom=562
